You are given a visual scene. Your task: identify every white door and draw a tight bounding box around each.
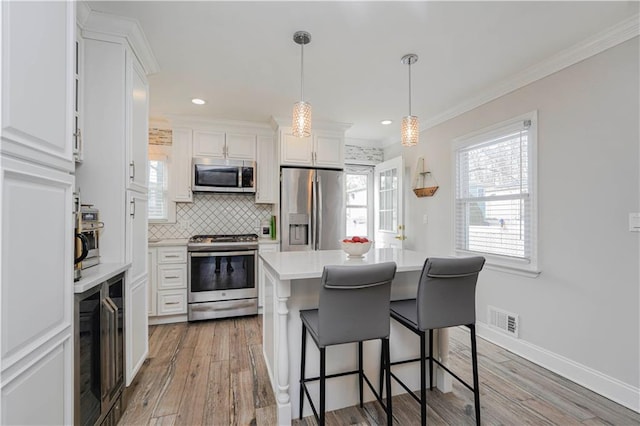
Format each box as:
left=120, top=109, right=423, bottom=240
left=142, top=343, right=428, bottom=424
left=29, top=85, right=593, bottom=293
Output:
left=374, top=156, right=405, bottom=249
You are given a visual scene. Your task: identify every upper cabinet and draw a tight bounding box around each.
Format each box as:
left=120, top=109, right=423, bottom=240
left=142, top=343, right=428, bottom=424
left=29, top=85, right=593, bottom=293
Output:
left=193, top=130, right=256, bottom=160
left=1, top=1, right=76, bottom=173
left=275, top=120, right=350, bottom=169
left=128, top=58, right=150, bottom=192
left=256, top=134, right=277, bottom=204
left=171, top=128, right=193, bottom=203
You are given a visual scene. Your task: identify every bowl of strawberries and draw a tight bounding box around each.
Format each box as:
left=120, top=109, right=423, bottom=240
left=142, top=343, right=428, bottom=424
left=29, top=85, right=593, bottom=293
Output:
left=341, top=236, right=373, bottom=257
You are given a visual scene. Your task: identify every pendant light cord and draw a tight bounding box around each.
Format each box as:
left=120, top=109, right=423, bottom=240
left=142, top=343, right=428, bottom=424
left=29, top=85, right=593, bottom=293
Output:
left=408, top=60, right=412, bottom=116
left=300, top=42, right=305, bottom=102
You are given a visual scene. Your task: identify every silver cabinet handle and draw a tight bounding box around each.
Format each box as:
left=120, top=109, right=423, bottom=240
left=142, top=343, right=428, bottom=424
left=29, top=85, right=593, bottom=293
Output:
left=165, top=255, right=180, bottom=258
left=129, top=161, right=135, bottom=180
left=130, top=199, right=136, bottom=218
left=164, top=276, right=180, bottom=279
left=165, top=301, right=180, bottom=305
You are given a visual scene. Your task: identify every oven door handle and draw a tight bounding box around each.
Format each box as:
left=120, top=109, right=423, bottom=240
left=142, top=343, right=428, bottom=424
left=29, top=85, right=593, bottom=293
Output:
left=189, top=250, right=257, bottom=257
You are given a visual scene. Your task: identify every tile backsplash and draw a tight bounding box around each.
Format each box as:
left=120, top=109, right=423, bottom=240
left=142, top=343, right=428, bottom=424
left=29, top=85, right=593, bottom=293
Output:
left=148, top=193, right=273, bottom=240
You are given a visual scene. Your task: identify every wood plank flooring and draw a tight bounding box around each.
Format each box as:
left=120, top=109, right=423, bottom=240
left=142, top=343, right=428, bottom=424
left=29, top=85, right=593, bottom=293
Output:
left=120, top=317, right=639, bottom=425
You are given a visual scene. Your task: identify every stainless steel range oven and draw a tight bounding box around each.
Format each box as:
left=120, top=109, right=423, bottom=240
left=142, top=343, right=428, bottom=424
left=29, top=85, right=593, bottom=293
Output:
left=187, top=234, right=258, bottom=321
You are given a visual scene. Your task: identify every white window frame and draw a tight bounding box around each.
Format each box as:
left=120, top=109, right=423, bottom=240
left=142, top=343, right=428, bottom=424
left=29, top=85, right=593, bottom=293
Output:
left=345, top=164, right=375, bottom=239
left=452, top=111, right=539, bottom=277
left=148, top=145, right=177, bottom=224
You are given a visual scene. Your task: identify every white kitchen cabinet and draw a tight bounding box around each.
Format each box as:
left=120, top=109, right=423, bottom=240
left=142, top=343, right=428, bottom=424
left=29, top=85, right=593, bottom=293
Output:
left=0, top=157, right=75, bottom=425
left=1, top=1, right=75, bottom=423
left=148, top=245, right=188, bottom=324
left=280, top=129, right=345, bottom=168
left=1, top=1, right=75, bottom=173
left=258, top=242, right=280, bottom=310
left=171, top=128, right=193, bottom=202
left=193, top=130, right=256, bottom=160
left=127, top=57, right=150, bottom=193
left=148, top=249, right=157, bottom=316
left=256, top=134, right=277, bottom=204
left=78, top=11, right=157, bottom=386
left=126, top=275, right=148, bottom=386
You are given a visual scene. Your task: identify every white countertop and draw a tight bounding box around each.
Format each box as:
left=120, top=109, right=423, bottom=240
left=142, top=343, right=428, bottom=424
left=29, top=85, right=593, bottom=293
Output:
left=259, top=248, right=428, bottom=280
left=258, top=239, right=279, bottom=245
left=74, top=262, right=132, bottom=293
left=148, top=238, right=188, bottom=247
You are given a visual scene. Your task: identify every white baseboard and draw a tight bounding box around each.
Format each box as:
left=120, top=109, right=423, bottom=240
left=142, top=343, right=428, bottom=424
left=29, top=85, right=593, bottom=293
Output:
left=476, top=322, right=640, bottom=413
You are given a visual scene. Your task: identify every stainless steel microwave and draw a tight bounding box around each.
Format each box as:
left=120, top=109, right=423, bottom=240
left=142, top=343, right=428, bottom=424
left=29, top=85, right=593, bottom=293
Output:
left=192, top=157, right=255, bottom=193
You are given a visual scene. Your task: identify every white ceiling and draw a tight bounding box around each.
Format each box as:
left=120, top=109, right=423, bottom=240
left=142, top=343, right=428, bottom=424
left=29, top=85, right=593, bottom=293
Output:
left=88, top=1, right=638, bottom=144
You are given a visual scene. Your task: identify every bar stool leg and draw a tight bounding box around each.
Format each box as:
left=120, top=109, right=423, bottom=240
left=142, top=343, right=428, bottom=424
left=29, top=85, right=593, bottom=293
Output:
left=469, top=324, right=481, bottom=426
left=420, top=332, right=427, bottom=426
left=320, top=347, right=326, bottom=426
left=379, top=343, right=385, bottom=397
left=358, top=341, right=364, bottom=407
left=383, top=338, right=393, bottom=426
left=429, top=329, right=434, bottom=390
left=299, top=324, right=307, bottom=418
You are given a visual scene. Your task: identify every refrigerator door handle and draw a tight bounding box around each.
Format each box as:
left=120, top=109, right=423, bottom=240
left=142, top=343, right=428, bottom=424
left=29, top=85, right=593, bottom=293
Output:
left=316, top=174, right=322, bottom=250
left=311, top=175, right=317, bottom=250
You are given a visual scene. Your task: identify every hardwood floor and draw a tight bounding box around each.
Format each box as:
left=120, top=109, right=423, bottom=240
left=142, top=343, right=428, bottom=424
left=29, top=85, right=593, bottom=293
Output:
left=120, top=317, right=639, bottom=425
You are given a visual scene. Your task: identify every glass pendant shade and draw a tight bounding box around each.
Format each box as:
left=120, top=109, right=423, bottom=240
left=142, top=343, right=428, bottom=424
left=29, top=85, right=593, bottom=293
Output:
left=401, top=115, right=419, bottom=146
left=292, top=101, right=312, bottom=137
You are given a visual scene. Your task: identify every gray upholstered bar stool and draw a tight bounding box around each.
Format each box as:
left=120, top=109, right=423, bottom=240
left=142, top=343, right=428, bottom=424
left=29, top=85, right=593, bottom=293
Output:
left=383, top=256, right=485, bottom=426
left=299, top=262, right=397, bottom=426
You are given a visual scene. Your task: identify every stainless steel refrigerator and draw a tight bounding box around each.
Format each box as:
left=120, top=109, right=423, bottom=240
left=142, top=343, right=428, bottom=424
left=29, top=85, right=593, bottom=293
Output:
left=280, top=167, right=344, bottom=251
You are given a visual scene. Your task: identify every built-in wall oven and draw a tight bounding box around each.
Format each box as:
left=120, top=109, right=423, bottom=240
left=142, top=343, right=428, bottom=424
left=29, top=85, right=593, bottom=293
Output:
left=187, top=234, right=258, bottom=321
left=74, top=273, right=124, bottom=426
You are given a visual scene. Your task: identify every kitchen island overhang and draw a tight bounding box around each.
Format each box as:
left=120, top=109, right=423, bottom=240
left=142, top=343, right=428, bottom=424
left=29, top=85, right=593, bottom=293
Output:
left=259, top=248, right=455, bottom=425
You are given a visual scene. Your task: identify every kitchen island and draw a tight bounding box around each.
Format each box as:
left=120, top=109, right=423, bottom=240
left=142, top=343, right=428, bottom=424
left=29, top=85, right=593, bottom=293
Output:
left=260, top=248, right=454, bottom=425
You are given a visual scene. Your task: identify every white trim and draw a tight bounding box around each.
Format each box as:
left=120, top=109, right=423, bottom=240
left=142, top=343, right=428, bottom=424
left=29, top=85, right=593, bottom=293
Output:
left=344, top=137, right=384, bottom=149
left=167, top=114, right=274, bottom=135
left=452, top=111, right=539, bottom=274
left=81, top=9, right=160, bottom=75
left=476, top=322, right=640, bottom=413
left=269, top=116, right=352, bottom=133
left=382, top=14, right=640, bottom=147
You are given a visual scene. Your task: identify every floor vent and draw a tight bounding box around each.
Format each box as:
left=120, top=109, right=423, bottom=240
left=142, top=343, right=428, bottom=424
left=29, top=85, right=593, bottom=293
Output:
left=488, top=306, right=519, bottom=338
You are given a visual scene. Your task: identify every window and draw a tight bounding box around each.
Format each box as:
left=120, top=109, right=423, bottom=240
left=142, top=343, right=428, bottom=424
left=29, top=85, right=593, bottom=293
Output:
left=454, top=112, right=538, bottom=275
left=345, top=165, right=374, bottom=238
left=148, top=157, right=169, bottom=221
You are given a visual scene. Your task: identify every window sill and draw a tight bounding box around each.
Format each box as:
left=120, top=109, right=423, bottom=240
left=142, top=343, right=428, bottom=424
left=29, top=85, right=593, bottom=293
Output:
left=455, top=250, right=540, bottom=278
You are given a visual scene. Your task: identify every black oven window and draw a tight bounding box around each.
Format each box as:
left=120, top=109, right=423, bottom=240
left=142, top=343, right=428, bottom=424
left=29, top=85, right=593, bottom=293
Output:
left=195, top=165, right=239, bottom=187
left=191, top=254, right=255, bottom=292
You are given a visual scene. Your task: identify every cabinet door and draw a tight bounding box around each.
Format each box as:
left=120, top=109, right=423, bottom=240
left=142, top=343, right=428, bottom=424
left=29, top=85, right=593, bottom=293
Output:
left=126, top=275, right=148, bottom=385
left=148, top=249, right=157, bottom=316
left=281, top=132, right=313, bottom=166
left=127, top=55, right=149, bottom=192
left=1, top=1, right=75, bottom=172
left=226, top=133, right=256, bottom=160
left=256, top=134, right=277, bottom=203
left=314, top=134, right=344, bottom=168
left=126, top=191, right=148, bottom=284
left=193, top=130, right=225, bottom=158
left=171, top=128, right=193, bottom=202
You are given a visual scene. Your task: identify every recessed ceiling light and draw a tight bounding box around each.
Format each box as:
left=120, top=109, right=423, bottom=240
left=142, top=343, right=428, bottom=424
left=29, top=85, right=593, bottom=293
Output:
left=381, top=120, right=393, bottom=125
left=191, top=98, right=206, bottom=105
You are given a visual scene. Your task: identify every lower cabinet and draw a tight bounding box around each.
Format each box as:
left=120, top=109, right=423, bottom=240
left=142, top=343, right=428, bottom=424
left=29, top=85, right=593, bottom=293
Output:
left=148, top=245, right=188, bottom=324
left=258, top=242, right=279, bottom=310
left=125, top=275, right=148, bottom=386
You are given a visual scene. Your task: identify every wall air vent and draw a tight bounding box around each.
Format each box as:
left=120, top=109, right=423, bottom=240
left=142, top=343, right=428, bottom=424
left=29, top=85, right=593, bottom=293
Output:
left=488, top=306, right=519, bottom=338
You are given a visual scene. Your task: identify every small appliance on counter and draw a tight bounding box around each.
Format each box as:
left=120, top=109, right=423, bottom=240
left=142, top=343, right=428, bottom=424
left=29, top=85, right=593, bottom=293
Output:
left=76, top=204, right=104, bottom=272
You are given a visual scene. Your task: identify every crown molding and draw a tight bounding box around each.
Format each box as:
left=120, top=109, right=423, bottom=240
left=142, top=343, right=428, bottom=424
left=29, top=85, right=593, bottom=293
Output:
left=76, top=1, right=91, bottom=27
left=345, top=138, right=384, bottom=149
left=383, top=14, right=639, bottom=147
left=270, top=116, right=353, bottom=133
left=81, top=9, right=160, bottom=75
left=164, top=114, right=274, bottom=133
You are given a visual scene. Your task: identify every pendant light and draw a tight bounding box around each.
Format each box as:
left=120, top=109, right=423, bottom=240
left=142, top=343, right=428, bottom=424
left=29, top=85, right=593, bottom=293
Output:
left=292, top=31, right=312, bottom=137
left=401, top=54, right=419, bottom=147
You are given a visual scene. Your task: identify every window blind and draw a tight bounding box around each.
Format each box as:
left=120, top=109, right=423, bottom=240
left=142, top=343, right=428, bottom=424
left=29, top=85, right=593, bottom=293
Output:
left=455, top=121, right=532, bottom=261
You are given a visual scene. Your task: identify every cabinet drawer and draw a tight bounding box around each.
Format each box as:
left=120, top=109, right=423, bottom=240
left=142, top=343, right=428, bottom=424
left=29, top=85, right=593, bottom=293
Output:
left=157, top=247, right=187, bottom=264
left=157, top=264, right=187, bottom=290
left=157, top=291, right=187, bottom=315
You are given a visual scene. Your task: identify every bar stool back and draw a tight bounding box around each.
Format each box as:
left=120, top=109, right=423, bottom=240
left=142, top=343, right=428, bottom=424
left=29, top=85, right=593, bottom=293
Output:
left=299, top=262, right=397, bottom=426
left=385, top=256, right=485, bottom=426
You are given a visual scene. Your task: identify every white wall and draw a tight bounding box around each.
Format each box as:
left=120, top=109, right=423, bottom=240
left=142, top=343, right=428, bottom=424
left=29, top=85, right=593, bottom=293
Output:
left=386, top=38, right=639, bottom=409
